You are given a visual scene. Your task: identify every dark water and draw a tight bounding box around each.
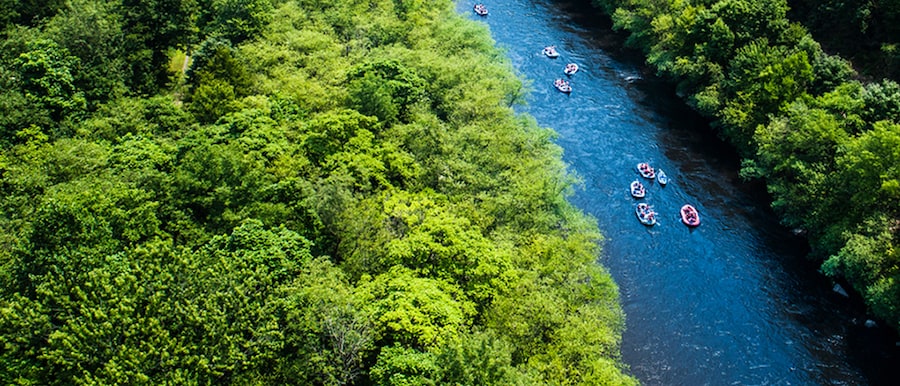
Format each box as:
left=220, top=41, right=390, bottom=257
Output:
left=461, top=0, right=900, bottom=384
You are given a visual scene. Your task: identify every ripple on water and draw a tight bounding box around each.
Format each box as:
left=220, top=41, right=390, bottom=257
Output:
left=461, top=0, right=889, bottom=384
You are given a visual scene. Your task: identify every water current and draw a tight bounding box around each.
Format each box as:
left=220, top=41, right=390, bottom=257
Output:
left=459, top=0, right=900, bottom=384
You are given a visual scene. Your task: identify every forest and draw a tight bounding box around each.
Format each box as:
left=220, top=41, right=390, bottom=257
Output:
left=591, top=0, right=900, bottom=335
left=789, top=0, right=900, bottom=80
left=0, top=0, right=638, bottom=384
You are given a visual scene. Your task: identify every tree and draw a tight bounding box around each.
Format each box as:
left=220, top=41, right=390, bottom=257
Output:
left=861, top=80, right=900, bottom=125
left=43, top=0, right=128, bottom=107
left=355, top=266, right=475, bottom=349
left=0, top=0, right=638, bottom=382
left=2, top=221, right=317, bottom=384
left=187, top=37, right=252, bottom=122
left=370, top=344, right=440, bottom=386
left=302, top=109, right=380, bottom=167
left=118, top=0, right=199, bottom=93
left=200, top=0, right=273, bottom=44
left=338, top=190, right=512, bottom=310
left=821, top=216, right=900, bottom=332
left=752, top=102, right=848, bottom=253
left=347, top=59, right=427, bottom=125
left=835, top=120, right=900, bottom=218
left=171, top=137, right=261, bottom=234
left=13, top=39, right=86, bottom=125
left=710, top=0, right=790, bottom=45
left=721, top=40, right=813, bottom=152
left=3, top=0, right=66, bottom=27
left=277, top=257, right=374, bottom=385
left=434, top=330, right=535, bottom=385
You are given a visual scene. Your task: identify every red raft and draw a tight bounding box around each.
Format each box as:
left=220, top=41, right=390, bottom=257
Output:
left=680, top=204, right=700, bottom=227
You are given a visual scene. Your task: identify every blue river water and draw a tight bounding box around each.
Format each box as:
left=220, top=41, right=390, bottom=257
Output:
left=460, top=0, right=899, bottom=384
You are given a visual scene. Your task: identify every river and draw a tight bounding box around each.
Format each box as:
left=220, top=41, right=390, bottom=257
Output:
left=461, top=0, right=899, bottom=384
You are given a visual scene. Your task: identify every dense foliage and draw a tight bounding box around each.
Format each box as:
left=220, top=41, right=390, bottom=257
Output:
left=0, top=0, right=637, bottom=384
left=591, top=0, right=900, bottom=333
left=789, top=0, right=900, bottom=80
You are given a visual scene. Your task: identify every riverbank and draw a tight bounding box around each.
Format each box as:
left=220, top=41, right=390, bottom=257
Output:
left=586, top=0, right=900, bottom=344
left=469, top=0, right=899, bottom=383
left=0, top=1, right=636, bottom=383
